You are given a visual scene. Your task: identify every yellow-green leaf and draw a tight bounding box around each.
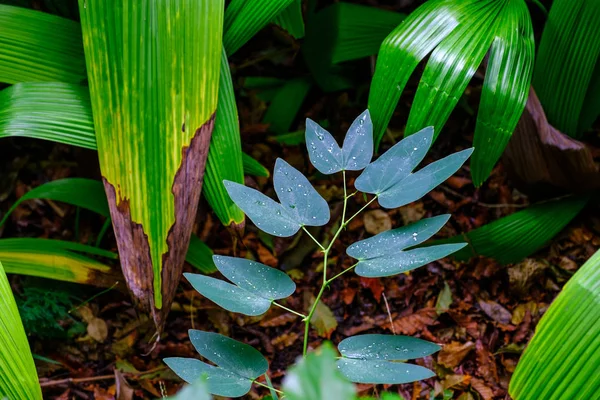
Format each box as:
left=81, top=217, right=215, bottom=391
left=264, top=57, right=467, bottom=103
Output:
left=0, top=260, right=43, bottom=399
left=79, top=0, right=224, bottom=330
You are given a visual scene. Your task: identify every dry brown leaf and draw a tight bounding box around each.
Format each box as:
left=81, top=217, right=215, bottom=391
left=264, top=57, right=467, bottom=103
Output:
left=475, top=340, right=498, bottom=383
left=470, top=377, right=494, bottom=400
left=363, top=209, right=392, bottom=234
left=271, top=332, right=299, bottom=348
left=114, top=370, right=134, bottom=400
left=360, top=277, right=384, bottom=302
left=386, top=308, right=437, bottom=335
left=260, top=312, right=297, bottom=328
left=398, top=202, right=426, bottom=225
left=442, top=374, right=471, bottom=390
left=438, top=341, right=475, bottom=369
left=478, top=300, right=512, bottom=325
left=256, top=242, right=278, bottom=266
left=87, top=317, right=108, bottom=342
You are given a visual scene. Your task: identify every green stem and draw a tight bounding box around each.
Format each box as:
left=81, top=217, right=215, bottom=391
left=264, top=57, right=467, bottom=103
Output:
left=345, top=195, right=378, bottom=226
left=272, top=301, right=307, bottom=319
left=254, top=380, right=284, bottom=395
left=327, top=263, right=358, bottom=284
left=302, top=226, right=325, bottom=251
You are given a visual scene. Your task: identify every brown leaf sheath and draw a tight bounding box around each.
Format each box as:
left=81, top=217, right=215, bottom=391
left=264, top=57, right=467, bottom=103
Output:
left=103, top=113, right=216, bottom=332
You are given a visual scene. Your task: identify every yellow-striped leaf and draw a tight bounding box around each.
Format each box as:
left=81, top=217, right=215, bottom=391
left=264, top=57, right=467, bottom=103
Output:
left=0, top=260, right=42, bottom=399
left=79, top=0, right=224, bottom=330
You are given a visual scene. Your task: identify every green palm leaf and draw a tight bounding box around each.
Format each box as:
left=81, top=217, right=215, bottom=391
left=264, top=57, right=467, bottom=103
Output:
left=437, top=196, right=588, bottom=264
left=369, top=0, right=534, bottom=185
left=509, top=248, right=600, bottom=399
left=532, top=0, right=600, bottom=137
left=303, top=2, right=405, bottom=92
left=79, top=0, right=224, bottom=330
left=273, top=0, right=304, bottom=39
left=204, top=50, right=245, bottom=227
left=224, top=0, right=294, bottom=55
left=0, top=261, right=42, bottom=400
left=0, top=4, right=85, bottom=84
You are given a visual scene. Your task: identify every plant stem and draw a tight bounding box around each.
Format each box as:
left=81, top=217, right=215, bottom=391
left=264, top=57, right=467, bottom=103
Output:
left=326, top=263, right=358, bottom=284
left=272, top=301, right=307, bottom=319
left=302, top=171, right=353, bottom=356
left=254, top=380, right=284, bottom=395
left=302, top=226, right=326, bottom=251
left=345, top=195, right=378, bottom=225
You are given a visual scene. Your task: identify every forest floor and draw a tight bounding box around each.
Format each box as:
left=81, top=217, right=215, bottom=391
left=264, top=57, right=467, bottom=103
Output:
left=2, top=1, right=599, bottom=399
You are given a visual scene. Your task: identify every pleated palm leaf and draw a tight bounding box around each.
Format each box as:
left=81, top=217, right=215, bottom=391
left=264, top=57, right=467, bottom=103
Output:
left=368, top=0, right=534, bottom=186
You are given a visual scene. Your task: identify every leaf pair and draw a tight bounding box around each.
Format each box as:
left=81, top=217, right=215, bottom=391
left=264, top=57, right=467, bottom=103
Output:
left=347, top=215, right=466, bottom=277
left=185, top=256, right=295, bottom=316
left=336, top=334, right=440, bottom=384
left=165, top=330, right=268, bottom=398
left=224, top=159, right=329, bottom=237
left=354, top=126, right=473, bottom=208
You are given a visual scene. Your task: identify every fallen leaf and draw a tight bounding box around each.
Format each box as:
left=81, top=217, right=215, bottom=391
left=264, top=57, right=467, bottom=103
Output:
left=475, top=340, right=498, bottom=383
left=511, top=302, right=538, bottom=325
left=385, top=308, right=437, bottom=335
left=470, top=377, right=494, bottom=400
left=87, top=317, right=108, bottom=342
left=271, top=332, right=299, bottom=348
left=456, top=392, right=475, bottom=400
left=256, top=242, right=278, bottom=267
left=360, top=277, right=384, bottom=302
left=363, top=209, right=392, bottom=234
left=398, top=202, right=426, bottom=225
left=442, top=374, right=471, bottom=390
left=507, top=259, right=548, bottom=294
left=436, top=281, right=453, bottom=315
left=305, top=293, right=337, bottom=338
left=115, top=370, right=134, bottom=400
left=260, top=312, right=297, bottom=328
left=438, top=341, right=475, bottom=369
left=339, top=287, right=357, bottom=305
left=478, top=300, right=512, bottom=325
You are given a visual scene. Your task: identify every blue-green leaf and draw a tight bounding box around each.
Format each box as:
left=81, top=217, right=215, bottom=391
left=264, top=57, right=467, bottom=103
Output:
left=273, top=158, right=330, bottom=226
left=354, top=126, right=433, bottom=194
left=338, top=334, right=440, bottom=360
left=378, top=148, right=473, bottom=209
left=336, top=359, right=434, bottom=384
left=224, top=180, right=301, bottom=237
left=163, top=358, right=250, bottom=398
left=347, top=215, right=466, bottom=277
left=355, top=244, right=466, bottom=277
left=188, top=330, right=268, bottom=380
left=305, top=119, right=344, bottom=175
left=213, top=255, right=295, bottom=300
left=341, top=110, right=373, bottom=171
left=184, top=274, right=271, bottom=316
left=347, top=215, right=451, bottom=259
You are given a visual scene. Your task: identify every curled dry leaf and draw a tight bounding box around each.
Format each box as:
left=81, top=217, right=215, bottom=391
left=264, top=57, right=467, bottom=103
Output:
left=363, top=209, right=392, bottom=234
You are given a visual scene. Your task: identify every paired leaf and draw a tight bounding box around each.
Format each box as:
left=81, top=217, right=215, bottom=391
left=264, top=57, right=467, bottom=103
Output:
left=225, top=158, right=329, bottom=237
left=0, top=261, right=42, bottom=399
left=354, top=126, right=472, bottom=209
left=510, top=249, right=600, bottom=399
left=533, top=0, right=600, bottom=137
left=306, top=110, right=373, bottom=175
left=185, top=256, right=295, bottom=316
left=336, top=334, right=439, bottom=385
left=0, top=4, right=85, bottom=84
left=165, top=330, right=268, bottom=397
left=369, top=0, right=534, bottom=185
left=283, top=343, right=356, bottom=400
left=79, top=0, right=224, bottom=331
left=347, top=215, right=466, bottom=277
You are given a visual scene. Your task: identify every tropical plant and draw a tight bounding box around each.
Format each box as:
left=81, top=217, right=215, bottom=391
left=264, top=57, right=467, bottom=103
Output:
left=0, top=260, right=42, bottom=400
left=509, top=248, right=600, bottom=399
left=368, top=0, right=534, bottom=186
left=165, top=110, right=472, bottom=397
left=0, top=0, right=296, bottom=332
